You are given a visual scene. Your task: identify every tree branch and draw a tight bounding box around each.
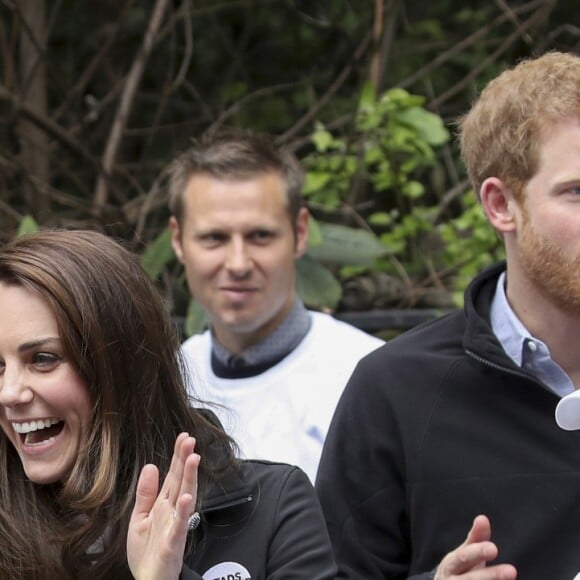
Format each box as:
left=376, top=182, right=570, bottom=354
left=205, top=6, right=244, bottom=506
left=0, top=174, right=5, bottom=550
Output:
left=208, top=81, right=306, bottom=134
left=493, top=0, right=533, bottom=45
left=397, top=0, right=546, bottom=91
left=276, top=30, right=373, bottom=144
left=0, top=83, right=99, bottom=169
left=428, top=1, right=555, bottom=111
left=92, top=0, right=170, bottom=214
left=52, top=0, right=135, bottom=121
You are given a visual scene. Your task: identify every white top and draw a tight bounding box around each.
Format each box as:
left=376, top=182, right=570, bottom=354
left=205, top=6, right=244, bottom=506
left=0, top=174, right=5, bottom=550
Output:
left=181, top=311, right=384, bottom=482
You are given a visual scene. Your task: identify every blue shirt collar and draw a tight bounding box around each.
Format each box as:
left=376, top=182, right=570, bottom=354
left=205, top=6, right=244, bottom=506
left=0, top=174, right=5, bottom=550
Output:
left=490, top=272, right=574, bottom=397
left=490, top=272, right=530, bottom=367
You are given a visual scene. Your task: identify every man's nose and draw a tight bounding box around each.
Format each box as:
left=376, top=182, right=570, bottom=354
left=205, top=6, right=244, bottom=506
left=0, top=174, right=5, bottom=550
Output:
left=225, top=239, right=252, bottom=277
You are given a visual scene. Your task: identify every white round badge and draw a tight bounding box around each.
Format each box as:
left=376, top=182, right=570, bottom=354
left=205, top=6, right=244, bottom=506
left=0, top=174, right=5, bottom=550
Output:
left=202, top=561, right=252, bottom=580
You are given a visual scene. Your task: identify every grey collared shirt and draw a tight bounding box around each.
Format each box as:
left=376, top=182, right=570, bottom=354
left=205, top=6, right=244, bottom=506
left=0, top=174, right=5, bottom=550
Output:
left=212, top=298, right=312, bottom=369
left=490, top=272, right=575, bottom=397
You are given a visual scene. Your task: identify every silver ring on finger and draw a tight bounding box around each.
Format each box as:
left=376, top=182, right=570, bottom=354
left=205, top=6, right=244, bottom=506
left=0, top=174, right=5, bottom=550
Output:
left=188, top=511, right=201, bottom=530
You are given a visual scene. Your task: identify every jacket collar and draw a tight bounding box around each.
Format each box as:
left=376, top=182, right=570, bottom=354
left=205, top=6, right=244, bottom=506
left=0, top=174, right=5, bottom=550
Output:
left=462, top=261, right=522, bottom=370
left=201, top=462, right=254, bottom=514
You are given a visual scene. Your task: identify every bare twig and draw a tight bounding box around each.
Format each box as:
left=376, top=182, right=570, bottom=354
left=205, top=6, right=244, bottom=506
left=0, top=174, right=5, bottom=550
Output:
left=93, top=0, right=170, bottom=214
left=424, top=256, right=447, bottom=292
left=9, top=0, right=45, bottom=96
left=494, top=0, right=533, bottom=45
left=16, top=0, right=50, bottom=219
left=285, top=1, right=333, bottom=29
left=546, top=24, right=580, bottom=43
left=276, top=30, right=373, bottom=144
left=369, top=0, right=384, bottom=92
left=397, top=0, right=546, bottom=91
left=132, top=173, right=166, bottom=240
left=53, top=0, right=135, bottom=120
left=0, top=84, right=99, bottom=169
left=370, top=0, right=401, bottom=93
left=171, top=0, right=194, bottom=92
left=0, top=198, right=23, bottom=221
left=387, top=254, right=414, bottom=296
left=208, top=81, right=306, bottom=134
left=429, top=1, right=556, bottom=111
left=434, top=179, right=470, bottom=223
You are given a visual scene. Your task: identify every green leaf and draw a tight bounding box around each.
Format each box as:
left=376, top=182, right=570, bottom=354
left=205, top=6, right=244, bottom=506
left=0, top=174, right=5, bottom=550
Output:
left=307, top=215, right=323, bottom=247
left=296, top=255, right=342, bottom=310
left=303, top=171, right=332, bottom=194
left=340, top=264, right=368, bottom=278
left=184, top=299, right=209, bottom=337
left=368, top=211, right=393, bottom=226
left=403, top=180, right=425, bottom=198
left=381, top=87, right=424, bottom=109
left=358, top=80, right=377, bottom=113
left=140, top=228, right=175, bottom=280
left=312, top=128, right=335, bottom=152
left=17, top=215, right=39, bottom=237
left=363, top=143, right=384, bottom=165
left=379, top=232, right=405, bottom=254
left=396, top=107, right=450, bottom=145
left=307, top=222, right=387, bottom=265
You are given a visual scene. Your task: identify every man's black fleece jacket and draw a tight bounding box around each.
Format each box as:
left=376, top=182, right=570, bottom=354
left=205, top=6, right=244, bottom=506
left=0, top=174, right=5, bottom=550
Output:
left=317, top=262, right=580, bottom=580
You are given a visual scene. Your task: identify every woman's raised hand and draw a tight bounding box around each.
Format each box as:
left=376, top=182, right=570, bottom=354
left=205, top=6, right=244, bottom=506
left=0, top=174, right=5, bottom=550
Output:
left=127, top=433, right=201, bottom=580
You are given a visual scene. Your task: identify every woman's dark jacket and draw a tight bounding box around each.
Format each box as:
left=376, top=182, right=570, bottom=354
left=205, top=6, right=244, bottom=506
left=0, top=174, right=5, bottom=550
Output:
left=181, top=459, right=337, bottom=580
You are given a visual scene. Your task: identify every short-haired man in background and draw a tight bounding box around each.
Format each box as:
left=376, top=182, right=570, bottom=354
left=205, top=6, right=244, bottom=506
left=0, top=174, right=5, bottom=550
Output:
left=316, top=51, right=580, bottom=579
left=168, top=129, right=383, bottom=482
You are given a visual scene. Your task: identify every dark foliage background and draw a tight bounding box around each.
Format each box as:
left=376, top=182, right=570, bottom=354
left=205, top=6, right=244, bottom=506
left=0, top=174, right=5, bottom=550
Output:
left=1, top=0, right=578, bottom=322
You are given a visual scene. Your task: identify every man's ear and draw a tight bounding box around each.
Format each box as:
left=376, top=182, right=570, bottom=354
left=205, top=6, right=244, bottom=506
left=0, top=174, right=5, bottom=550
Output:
left=168, top=216, right=185, bottom=263
left=479, top=177, right=518, bottom=234
left=294, top=207, right=310, bottom=258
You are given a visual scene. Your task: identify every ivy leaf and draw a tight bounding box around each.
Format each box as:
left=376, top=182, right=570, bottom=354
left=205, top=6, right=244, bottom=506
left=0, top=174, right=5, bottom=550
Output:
left=307, top=223, right=387, bottom=265
left=312, top=128, right=336, bottom=152
left=140, top=228, right=175, bottom=280
left=296, top=255, right=342, bottom=310
left=368, top=211, right=394, bottom=226
left=17, top=215, right=39, bottom=237
left=307, top=215, right=323, bottom=247
left=303, top=171, right=332, bottom=194
left=397, top=107, right=449, bottom=145
left=358, top=80, right=377, bottom=113
left=184, top=299, right=209, bottom=337
left=403, top=180, right=425, bottom=198
left=381, top=88, right=425, bottom=109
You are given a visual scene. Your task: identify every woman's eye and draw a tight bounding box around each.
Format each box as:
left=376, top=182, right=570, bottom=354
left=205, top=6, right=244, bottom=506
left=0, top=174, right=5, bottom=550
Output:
left=564, top=185, right=580, bottom=195
left=32, top=353, right=61, bottom=369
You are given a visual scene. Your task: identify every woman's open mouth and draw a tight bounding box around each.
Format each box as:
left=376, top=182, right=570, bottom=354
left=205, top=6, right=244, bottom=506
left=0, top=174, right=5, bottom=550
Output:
left=12, top=418, right=65, bottom=446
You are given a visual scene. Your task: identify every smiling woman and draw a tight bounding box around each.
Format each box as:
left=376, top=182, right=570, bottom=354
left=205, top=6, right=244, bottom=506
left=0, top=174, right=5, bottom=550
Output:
left=0, top=284, right=91, bottom=486
left=0, top=230, right=337, bottom=580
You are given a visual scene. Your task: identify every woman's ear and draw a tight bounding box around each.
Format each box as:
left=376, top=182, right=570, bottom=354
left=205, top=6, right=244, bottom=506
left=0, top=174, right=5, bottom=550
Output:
left=479, top=177, right=517, bottom=234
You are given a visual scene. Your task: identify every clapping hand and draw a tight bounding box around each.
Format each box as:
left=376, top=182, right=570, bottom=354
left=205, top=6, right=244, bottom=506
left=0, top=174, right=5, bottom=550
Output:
left=127, top=433, right=201, bottom=580
left=434, top=515, right=517, bottom=580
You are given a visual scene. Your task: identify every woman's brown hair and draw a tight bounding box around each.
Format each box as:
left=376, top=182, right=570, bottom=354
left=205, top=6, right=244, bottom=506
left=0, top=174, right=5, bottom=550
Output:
left=0, top=229, right=237, bottom=579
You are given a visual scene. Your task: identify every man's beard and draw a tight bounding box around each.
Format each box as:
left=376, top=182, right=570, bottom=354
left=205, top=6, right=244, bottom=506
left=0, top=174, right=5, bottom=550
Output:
left=518, top=214, right=580, bottom=315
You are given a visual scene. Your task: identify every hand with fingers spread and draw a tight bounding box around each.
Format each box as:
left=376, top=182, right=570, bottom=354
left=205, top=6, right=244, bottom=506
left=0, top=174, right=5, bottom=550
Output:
left=127, top=433, right=201, bottom=580
left=434, top=515, right=518, bottom=580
